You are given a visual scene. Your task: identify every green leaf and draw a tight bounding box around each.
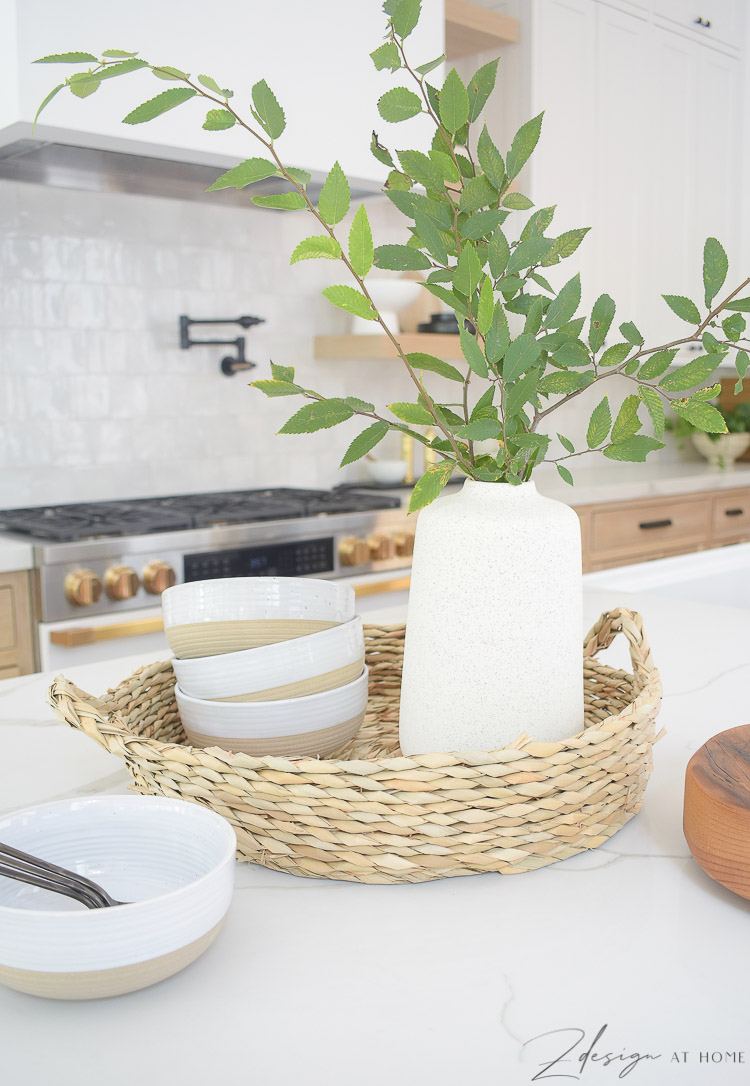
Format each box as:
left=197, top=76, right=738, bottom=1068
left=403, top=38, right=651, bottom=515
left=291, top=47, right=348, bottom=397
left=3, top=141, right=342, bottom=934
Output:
left=318, top=161, right=350, bottom=225
left=505, top=368, right=542, bottom=416
left=476, top=124, right=505, bottom=189
left=423, top=282, right=470, bottom=319
left=659, top=355, right=718, bottom=391
left=467, top=59, right=499, bottom=123
left=98, top=58, right=149, bottom=80
left=348, top=204, right=373, bottom=277
left=538, top=370, right=592, bottom=396
left=506, top=112, right=543, bottom=179
left=703, top=237, right=728, bottom=308
left=638, top=386, right=665, bottom=439
left=251, top=193, right=307, bottom=210
left=456, top=417, right=501, bottom=441
left=735, top=350, right=749, bottom=394
left=416, top=54, right=446, bottom=77
left=604, top=436, right=664, bottom=462
left=279, top=399, right=354, bottom=433
left=397, top=149, right=444, bottom=193
left=502, top=192, right=534, bottom=210
left=203, top=109, right=235, bottom=131
left=386, top=170, right=412, bottom=191
left=378, top=87, right=422, bottom=123
left=726, top=298, right=750, bottom=312
left=390, top=0, right=422, bottom=38
left=672, top=399, right=727, bottom=434
left=409, top=460, right=455, bottom=512
left=524, top=296, right=545, bottom=336
left=370, top=132, right=395, bottom=169
left=406, top=352, right=464, bottom=382
left=476, top=276, right=494, bottom=336
left=69, top=74, right=100, bottom=99
left=390, top=401, right=433, bottom=425
left=507, top=236, right=553, bottom=275
left=540, top=227, right=590, bottom=267
left=32, top=83, right=65, bottom=130
left=722, top=312, right=746, bottom=341
left=413, top=208, right=448, bottom=264
left=290, top=235, right=341, bottom=264
left=552, top=337, right=590, bottom=368
left=488, top=227, right=510, bottom=278
left=453, top=244, right=482, bottom=297
left=340, top=422, right=390, bottom=467
left=586, top=294, right=615, bottom=354
left=429, top=149, right=459, bottom=183
left=619, top=321, right=643, bottom=345
left=599, top=342, right=632, bottom=368
left=322, top=284, right=376, bottom=320
left=342, top=396, right=375, bottom=412
left=611, top=395, right=641, bottom=442
left=485, top=303, right=510, bottom=365
left=556, top=464, right=574, bottom=486
left=558, top=433, right=575, bottom=454
left=151, top=66, right=189, bottom=81
left=459, top=175, right=498, bottom=215
left=207, top=157, right=278, bottom=190
left=584, top=395, right=611, bottom=448
left=459, top=208, right=504, bottom=241
left=373, top=244, right=431, bottom=271
left=544, top=274, right=581, bottom=329
left=520, top=206, right=556, bottom=241
left=460, top=328, right=488, bottom=377
left=662, top=294, right=701, bottom=324
left=439, top=68, right=469, bottom=133
left=370, top=42, right=401, bottom=71
left=197, top=74, right=228, bottom=94
left=638, top=348, right=677, bottom=380
left=251, top=79, right=285, bottom=139
left=34, top=52, right=98, bottom=63
left=503, top=333, right=542, bottom=383
left=123, top=87, right=197, bottom=124
left=471, top=387, right=496, bottom=419
left=251, top=379, right=303, bottom=397
left=270, top=363, right=295, bottom=381
left=286, top=167, right=311, bottom=186
left=435, top=405, right=465, bottom=430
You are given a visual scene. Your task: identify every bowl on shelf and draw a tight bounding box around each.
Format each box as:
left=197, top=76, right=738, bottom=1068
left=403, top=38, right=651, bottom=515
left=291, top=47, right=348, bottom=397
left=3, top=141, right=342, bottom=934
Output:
left=162, top=576, right=355, bottom=659
left=350, top=278, right=421, bottom=335
left=172, top=615, right=365, bottom=702
left=175, top=667, right=369, bottom=758
left=0, top=795, right=236, bottom=1000
left=365, top=459, right=409, bottom=486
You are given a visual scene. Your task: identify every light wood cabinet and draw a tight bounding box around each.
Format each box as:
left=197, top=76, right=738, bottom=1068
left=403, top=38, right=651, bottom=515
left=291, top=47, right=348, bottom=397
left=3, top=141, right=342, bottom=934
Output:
left=0, top=571, right=36, bottom=676
left=576, top=486, right=750, bottom=570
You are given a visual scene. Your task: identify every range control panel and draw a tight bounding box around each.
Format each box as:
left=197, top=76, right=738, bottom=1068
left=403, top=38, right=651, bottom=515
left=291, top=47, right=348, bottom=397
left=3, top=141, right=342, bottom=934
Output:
left=184, top=538, right=334, bottom=581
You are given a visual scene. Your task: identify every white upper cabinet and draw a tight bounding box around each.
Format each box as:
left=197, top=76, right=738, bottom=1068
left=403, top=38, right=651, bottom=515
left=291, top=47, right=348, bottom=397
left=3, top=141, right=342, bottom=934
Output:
left=0, top=0, right=445, bottom=182
left=651, top=0, right=742, bottom=49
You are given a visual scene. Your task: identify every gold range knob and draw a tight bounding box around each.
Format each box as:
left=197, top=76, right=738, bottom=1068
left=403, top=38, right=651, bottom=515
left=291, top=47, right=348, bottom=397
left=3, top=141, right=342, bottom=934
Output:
left=394, top=531, right=415, bottom=557
left=339, top=537, right=370, bottom=567
left=65, top=569, right=103, bottom=607
left=105, top=565, right=140, bottom=601
left=142, top=560, right=177, bottom=595
left=367, top=534, right=396, bottom=561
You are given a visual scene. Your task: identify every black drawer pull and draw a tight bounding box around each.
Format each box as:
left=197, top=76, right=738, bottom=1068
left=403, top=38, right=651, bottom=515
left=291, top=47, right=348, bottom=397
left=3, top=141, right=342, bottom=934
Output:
left=725, top=508, right=744, bottom=517
left=694, top=16, right=711, bottom=28
left=639, top=519, right=673, bottom=530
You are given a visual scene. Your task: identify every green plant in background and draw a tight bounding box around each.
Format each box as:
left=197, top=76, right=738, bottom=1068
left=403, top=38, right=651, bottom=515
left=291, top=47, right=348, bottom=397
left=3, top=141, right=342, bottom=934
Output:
left=35, top=0, right=750, bottom=510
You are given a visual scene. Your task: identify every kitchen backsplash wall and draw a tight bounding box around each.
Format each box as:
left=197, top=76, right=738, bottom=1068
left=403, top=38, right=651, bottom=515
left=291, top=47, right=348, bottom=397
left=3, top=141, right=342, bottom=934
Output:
left=0, top=178, right=688, bottom=509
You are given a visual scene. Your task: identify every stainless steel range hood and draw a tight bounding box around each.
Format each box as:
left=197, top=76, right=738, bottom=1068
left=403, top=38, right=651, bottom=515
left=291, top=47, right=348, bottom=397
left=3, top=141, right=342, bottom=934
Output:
left=0, top=136, right=382, bottom=207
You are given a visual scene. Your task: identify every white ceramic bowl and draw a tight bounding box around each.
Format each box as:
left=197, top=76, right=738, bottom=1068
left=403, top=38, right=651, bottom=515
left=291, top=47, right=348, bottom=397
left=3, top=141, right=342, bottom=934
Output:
left=366, top=459, right=408, bottom=485
left=172, top=615, right=365, bottom=702
left=175, top=667, right=369, bottom=757
left=162, top=577, right=355, bottom=659
left=351, top=278, right=422, bottom=334
left=0, top=795, right=236, bottom=1000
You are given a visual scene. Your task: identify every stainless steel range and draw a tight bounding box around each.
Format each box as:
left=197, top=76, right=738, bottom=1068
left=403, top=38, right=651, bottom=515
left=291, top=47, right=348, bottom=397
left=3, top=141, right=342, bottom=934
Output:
left=0, top=488, right=415, bottom=669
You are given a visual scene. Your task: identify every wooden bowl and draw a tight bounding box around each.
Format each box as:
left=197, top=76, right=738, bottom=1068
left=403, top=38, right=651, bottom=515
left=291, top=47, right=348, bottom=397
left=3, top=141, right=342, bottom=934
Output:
left=684, top=724, right=750, bottom=900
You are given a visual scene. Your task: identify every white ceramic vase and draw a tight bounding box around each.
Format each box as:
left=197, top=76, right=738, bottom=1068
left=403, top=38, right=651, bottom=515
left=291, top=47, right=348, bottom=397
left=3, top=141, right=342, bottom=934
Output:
left=398, top=479, right=584, bottom=755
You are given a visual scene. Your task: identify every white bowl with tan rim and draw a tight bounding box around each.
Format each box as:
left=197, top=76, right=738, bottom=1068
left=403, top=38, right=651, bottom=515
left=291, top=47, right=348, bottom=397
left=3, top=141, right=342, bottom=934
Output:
left=172, top=615, right=365, bottom=702
left=0, top=795, right=236, bottom=1001
left=175, top=667, right=368, bottom=757
left=162, top=576, right=355, bottom=659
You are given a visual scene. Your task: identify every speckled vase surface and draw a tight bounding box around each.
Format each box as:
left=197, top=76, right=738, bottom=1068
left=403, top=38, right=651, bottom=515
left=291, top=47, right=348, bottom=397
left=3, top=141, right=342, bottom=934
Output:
left=398, top=479, right=584, bottom=755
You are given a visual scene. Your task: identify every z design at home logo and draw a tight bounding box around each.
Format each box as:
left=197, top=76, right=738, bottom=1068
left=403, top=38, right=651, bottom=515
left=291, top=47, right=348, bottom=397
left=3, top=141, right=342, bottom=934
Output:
left=523, top=1024, right=746, bottom=1080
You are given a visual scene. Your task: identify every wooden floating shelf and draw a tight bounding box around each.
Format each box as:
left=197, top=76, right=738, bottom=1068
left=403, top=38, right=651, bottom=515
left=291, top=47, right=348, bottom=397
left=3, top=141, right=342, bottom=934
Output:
left=445, top=0, right=520, bottom=60
left=314, top=333, right=462, bottom=361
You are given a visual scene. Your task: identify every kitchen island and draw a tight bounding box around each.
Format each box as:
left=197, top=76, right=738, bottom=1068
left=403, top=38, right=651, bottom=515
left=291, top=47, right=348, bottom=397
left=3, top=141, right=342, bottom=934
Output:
left=1, top=587, right=749, bottom=1085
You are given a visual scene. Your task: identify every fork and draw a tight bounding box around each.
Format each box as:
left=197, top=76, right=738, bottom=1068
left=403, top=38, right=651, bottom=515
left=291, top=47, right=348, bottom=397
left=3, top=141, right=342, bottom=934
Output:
left=0, top=841, right=128, bottom=908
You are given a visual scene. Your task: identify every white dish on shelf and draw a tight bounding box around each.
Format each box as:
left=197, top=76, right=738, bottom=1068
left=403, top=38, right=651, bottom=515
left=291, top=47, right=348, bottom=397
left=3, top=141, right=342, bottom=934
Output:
left=172, top=615, right=365, bottom=702
left=0, top=795, right=236, bottom=1001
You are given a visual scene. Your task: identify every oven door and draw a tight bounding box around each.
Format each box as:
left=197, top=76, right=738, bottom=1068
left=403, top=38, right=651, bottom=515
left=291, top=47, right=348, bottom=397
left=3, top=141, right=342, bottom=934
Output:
left=38, top=605, right=170, bottom=671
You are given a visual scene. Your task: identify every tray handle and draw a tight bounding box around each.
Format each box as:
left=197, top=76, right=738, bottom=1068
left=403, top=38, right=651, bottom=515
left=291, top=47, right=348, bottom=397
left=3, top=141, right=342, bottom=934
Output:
left=582, top=607, right=658, bottom=691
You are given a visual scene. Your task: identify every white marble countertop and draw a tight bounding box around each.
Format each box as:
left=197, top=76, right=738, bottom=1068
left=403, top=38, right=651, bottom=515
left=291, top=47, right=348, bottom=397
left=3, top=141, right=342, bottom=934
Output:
left=533, top=459, right=750, bottom=506
left=1, top=588, right=750, bottom=1084
left=0, top=534, right=33, bottom=573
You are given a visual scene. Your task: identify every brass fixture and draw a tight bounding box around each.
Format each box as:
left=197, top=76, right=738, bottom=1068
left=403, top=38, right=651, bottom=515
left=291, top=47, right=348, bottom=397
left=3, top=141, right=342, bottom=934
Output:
left=142, top=561, right=177, bottom=595
left=424, top=428, right=438, bottom=468
left=367, top=534, right=397, bottom=561
left=64, top=570, right=103, bottom=607
left=105, top=565, right=140, bottom=601
left=401, top=432, right=415, bottom=483
left=339, top=537, right=370, bottom=567
left=394, top=531, right=415, bottom=557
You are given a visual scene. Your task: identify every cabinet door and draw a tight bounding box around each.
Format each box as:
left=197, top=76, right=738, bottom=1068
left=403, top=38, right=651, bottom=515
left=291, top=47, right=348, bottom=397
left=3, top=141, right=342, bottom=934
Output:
left=652, top=0, right=742, bottom=49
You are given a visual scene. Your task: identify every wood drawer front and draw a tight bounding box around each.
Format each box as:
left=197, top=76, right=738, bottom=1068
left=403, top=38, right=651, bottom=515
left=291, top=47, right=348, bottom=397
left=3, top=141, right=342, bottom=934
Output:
left=0, top=584, right=17, bottom=653
left=712, top=492, right=750, bottom=539
left=591, top=498, right=711, bottom=559
left=0, top=664, right=20, bottom=681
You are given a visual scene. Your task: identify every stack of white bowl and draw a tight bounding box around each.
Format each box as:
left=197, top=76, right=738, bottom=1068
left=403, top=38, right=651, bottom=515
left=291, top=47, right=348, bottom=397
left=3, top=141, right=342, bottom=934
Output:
left=162, top=577, right=368, bottom=758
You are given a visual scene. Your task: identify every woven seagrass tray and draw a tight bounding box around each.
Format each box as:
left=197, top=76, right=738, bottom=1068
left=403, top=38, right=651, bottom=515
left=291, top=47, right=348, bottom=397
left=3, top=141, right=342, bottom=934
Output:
left=48, top=607, right=662, bottom=884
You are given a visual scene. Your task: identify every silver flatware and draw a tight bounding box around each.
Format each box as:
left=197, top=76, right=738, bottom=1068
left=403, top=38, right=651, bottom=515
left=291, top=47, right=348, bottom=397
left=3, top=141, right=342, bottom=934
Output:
left=0, top=841, right=128, bottom=908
